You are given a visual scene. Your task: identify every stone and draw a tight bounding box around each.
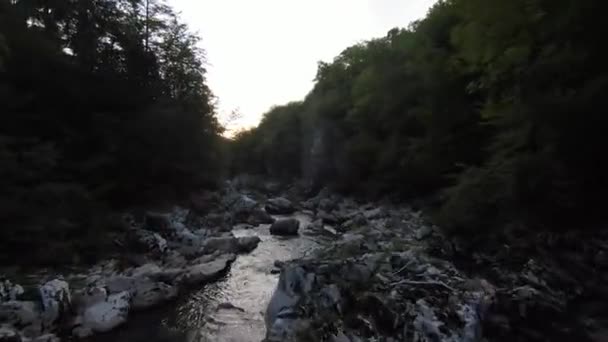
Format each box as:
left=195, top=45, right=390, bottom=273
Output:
left=224, top=193, right=258, bottom=215
left=78, top=291, right=130, bottom=334
left=266, top=267, right=315, bottom=340
left=38, top=279, right=71, bottom=328
left=270, top=219, right=300, bottom=236
left=247, top=208, right=275, bottom=225
left=415, top=226, right=433, bottom=240
left=180, top=254, right=236, bottom=286
left=163, top=250, right=187, bottom=268
left=318, top=210, right=340, bottom=225
left=363, top=208, right=384, bottom=220
left=130, top=263, right=162, bottom=278
left=31, top=334, right=60, bottom=342
left=0, top=301, right=40, bottom=327
left=0, top=279, right=24, bottom=302
left=0, top=327, right=21, bottom=342
left=341, top=213, right=368, bottom=231
left=319, top=198, right=337, bottom=212
left=237, top=236, right=261, bottom=253
left=128, top=229, right=168, bottom=254
left=265, top=197, right=296, bottom=215
left=202, top=236, right=239, bottom=254
left=130, top=281, right=178, bottom=311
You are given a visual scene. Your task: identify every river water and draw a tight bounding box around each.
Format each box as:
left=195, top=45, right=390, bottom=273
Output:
left=90, top=213, right=319, bottom=342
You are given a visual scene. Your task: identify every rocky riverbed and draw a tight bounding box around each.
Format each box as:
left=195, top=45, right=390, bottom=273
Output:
left=2, top=181, right=608, bottom=342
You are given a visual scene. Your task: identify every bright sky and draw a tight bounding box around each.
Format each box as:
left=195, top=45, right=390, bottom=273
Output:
left=168, top=0, right=437, bottom=131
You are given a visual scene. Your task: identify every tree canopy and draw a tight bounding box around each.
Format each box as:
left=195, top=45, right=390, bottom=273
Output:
left=231, top=0, right=608, bottom=233
left=0, top=0, right=223, bottom=265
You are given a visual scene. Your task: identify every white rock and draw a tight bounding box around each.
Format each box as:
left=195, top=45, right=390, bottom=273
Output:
left=265, top=197, right=296, bottom=215
left=0, top=279, right=24, bottom=301
left=79, top=291, right=130, bottom=333
left=202, top=236, right=239, bottom=254
left=39, top=279, right=71, bottom=327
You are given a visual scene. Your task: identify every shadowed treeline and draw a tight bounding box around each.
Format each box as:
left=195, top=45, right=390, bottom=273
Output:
left=230, top=0, right=608, bottom=235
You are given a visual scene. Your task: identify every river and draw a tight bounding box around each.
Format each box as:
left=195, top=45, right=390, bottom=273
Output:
left=88, top=212, right=319, bottom=342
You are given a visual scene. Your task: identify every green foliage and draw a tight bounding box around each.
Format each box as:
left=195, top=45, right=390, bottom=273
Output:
left=232, top=0, right=608, bottom=233
left=0, top=0, right=222, bottom=265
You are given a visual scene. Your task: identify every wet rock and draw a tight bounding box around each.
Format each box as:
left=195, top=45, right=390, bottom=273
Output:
left=265, top=266, right=315, bottom=336
left=130, top=281, right=178, bottom=311
left=237, top=236, right=261, bottom=253
left=201, top=236, right=239, bottom=254
left=180, top=254, right=236, bottom=286
left=247, top=208, right=275, bottom=225
left=265, top=197, right=296, bottom=215
left=270, top=219, right=300, bottom=236
left=74, top=291, right=130, bottom=336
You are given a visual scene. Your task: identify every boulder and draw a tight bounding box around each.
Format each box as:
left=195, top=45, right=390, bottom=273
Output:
left=341, top=213, right=367, bottom=231
left=202, top=236, right=239, bottom=254
left=318, top=210, right=339, bottom=225
left=270, top=219, right=300, bottom=236
left=247, top=208, right=275, bottom=225
left=180, top=254, right=236, bottom=286
left=319, top=198, right=337, bottom=212
left=38, top=279, right=71, bottom=328
left=0, top=279, right=24, bottom=302
left=128, top=229, right=168, bottom=254
left=237, top=236, right=261, bottom=253
left=171, top=229, right=205, bottom=258
left=0, top=301, right=40, bottom=327
left=130, top=281, right=178, bottom=311
left=265, top=266, right=315, bottom=340
left=265, top=197, right=296, bottom=215
left=130, top=263, right=162, bottom=278
left=224, top=193, right=258, bottom=215
left=415, top=226, right=433, bottom=240
left=75, top=291, right=130, bottom=335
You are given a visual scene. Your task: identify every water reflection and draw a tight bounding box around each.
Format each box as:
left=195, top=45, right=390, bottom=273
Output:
left=90, top=213, right=318, bottom=342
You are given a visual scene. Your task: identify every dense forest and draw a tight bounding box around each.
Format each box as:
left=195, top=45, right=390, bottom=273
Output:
left=0, top=0, right=223, bottom=264
left=2, top=0, right=608, bottom=265
left=231, top=0, right=608, bottom=234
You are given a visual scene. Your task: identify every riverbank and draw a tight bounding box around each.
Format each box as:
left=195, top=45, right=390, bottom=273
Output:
left=3, top=181, right=608, bottom=342
left=0, top=183, right=307, bottom=341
